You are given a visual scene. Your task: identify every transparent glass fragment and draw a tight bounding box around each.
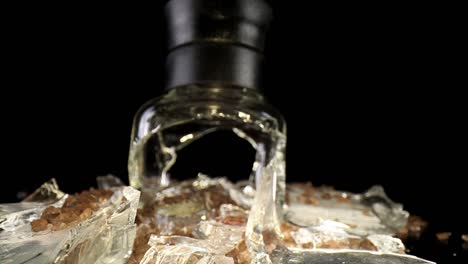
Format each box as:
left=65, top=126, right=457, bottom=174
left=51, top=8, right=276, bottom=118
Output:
left=283, top=183, right=410, bottom=253
left=270, top=248, right=435, bottom=264
left=97, top=174, right=126, bottom=189
left=140, top=220, right=244, bottom=264
left=286, top=184, right=409, bottom=234
left=361, top=185, right=410, bottom=231
left=130, top=177, right=433, bottom=264
left=366, top=234, right=406, bottom=253
left=0, top=181, right=140, bottom=264
left=23, top=178, right=65, bottom=203
left=129, top=175, right=250, bottom=264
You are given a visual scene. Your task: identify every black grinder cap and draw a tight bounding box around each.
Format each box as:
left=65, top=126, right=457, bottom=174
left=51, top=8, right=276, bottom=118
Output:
left=165, top=0, right=273, bottom=90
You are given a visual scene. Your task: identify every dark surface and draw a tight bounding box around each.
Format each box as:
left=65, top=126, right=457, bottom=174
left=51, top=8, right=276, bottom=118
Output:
left=2, top=1, right=465, bottom=263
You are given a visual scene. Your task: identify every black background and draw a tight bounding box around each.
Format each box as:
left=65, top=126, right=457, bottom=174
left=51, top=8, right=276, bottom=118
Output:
left=2, top=1, right=465, bottom=262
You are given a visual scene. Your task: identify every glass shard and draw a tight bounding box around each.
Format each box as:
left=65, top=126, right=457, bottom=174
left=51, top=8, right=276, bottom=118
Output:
left=130, top=177, right=434, bottom=264
left=0, top=181, right=140, bottom=264
left=140, top=220, right=244, bottom=264
left=97, top=174, right=126, bottom=189
left=271, top=248, right=435, bottom=264
left=23, top=178, right=65, bottom=203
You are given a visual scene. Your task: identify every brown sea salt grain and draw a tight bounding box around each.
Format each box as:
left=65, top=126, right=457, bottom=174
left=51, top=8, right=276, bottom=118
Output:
left=436, top=232, right=451, bottom=241
left=358, top=239, right=379, bottom=251
left=334, top=193, right=351, bottom=204
left=321, top=193, right=332, bottom=199
left=397, top=215, right=428, bottom=240
left=462, top=234, right=468, bottom=251
left=127, top=223, right=159, bottom=264
left=226, top=240, right=251, bottom=264
left=31, top=189, right=113, bottom=232
left=318, top=239, right=349, bottom=249
left=362, top=209, right=372, bottom=216
left=31, top=218, right=48, bottom=232
left=217, top=216, right=246, bottom=226
left=462, top=234, right=468, bottom=243
left=298, top=183, right=320, bottom=205
left=280, top=223, right=299, bottom=247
